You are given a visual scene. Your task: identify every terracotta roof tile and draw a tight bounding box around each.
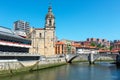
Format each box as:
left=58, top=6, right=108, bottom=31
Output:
left=56, top=41, right=65, bottom=45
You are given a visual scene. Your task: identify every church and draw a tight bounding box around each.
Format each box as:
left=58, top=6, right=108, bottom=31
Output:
left=29, top=6, right=56, bottom=56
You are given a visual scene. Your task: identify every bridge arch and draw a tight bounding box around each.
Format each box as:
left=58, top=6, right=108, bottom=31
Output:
left=93, top=54, right=116, bottom=62
left=65, top=54, right=89, bottom=63
left=65, top=53, right=117, bottom=64
left=66, top=55, right=78, bottom=63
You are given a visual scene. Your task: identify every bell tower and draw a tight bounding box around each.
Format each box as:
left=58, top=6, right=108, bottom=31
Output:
left=44, top=5, right=56, bottom=56
left=45, top=5, right=55, bottom=29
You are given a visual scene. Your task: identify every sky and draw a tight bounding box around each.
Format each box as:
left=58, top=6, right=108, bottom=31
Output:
left=0, top=0, right=120, bottom=41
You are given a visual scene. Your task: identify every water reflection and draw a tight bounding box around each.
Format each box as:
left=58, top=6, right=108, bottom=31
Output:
left=1, top=62, right=120, bottom=80
left=111, top=66, right=120, bottom=80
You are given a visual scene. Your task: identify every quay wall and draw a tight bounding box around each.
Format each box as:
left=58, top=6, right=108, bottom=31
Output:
left=0, top=58, right=66, bottom=77
left=0, top=56, right=114, bottom=71
left=0, top=56, right=115, bottom=77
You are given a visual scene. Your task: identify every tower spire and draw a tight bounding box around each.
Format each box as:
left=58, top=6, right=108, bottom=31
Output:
left=45, top=0, right=55, bottom=28
left=48, top=0, right=52, bottom=12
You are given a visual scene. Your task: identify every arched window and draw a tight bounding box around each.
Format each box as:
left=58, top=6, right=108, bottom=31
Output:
left=49, top=19, right=52, bottom=26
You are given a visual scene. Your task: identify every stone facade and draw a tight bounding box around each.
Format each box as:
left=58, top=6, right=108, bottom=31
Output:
left=29, top=6, right=55, bottom=56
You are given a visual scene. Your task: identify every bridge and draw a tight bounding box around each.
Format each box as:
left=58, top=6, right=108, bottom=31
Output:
left=65, top=53, right=118, bottom=64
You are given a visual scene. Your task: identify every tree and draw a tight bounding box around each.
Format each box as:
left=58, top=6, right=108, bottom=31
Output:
left=91, top=42, right=96, bottom=47
left=109, top=46, right=113, bottom=51
left=67, top=44, right=71, bottom=54
left=97, top=44, right=101, bottom=48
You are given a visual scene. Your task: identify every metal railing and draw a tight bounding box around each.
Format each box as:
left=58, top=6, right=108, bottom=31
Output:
left=0, top=52, right=41, bottom=56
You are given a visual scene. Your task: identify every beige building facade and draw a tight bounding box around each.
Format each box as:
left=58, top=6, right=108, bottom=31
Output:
left=29, top=6, right=55, bottom=56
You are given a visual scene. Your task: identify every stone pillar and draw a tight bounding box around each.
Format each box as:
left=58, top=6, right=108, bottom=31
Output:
left=88, top=53, right=94, bottom=64
left=65, top=54, right=69, bottom=63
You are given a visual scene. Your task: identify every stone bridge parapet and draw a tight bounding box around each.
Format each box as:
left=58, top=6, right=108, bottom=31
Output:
left=65, top=53, right=117, bottom=64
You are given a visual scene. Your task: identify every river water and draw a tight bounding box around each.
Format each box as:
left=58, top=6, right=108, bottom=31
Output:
left=1, top=62, right=120, bottom=80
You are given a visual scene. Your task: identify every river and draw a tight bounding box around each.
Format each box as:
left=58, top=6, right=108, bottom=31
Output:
left=1, top=62, right=120, bottom=80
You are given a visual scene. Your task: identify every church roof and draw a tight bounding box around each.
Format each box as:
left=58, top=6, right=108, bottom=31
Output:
left=35, top=28, right=44, bottom=30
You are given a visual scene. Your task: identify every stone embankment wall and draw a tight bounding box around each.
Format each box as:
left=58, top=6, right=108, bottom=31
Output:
left=0, top=62, right=23, bottom=70
left=0, top=56, right=115, bottom=76
left=0, top=57, right=66, bottom=76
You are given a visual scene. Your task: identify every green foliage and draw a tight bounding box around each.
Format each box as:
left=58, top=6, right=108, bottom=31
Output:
left=91, top=42, right=107, bottom=49
left=90, top=42, right=96, bottom=47
left=97, top=44, right=101, bottom=48
left=67, top=44, right=71, bottom=54
left=109, top=46, right=113, bottom=50
left=97, top=44, right=102, bottom=48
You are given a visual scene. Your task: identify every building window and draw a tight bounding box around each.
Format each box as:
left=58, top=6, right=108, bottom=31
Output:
left=39, top=33, right=42, bottom=38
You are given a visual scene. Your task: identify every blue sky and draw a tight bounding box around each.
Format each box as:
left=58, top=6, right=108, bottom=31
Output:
left=0, top=0, right=120, bottom=41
